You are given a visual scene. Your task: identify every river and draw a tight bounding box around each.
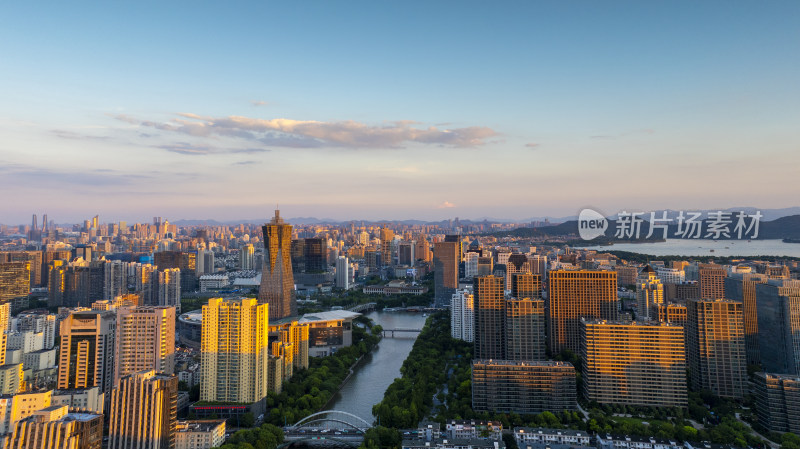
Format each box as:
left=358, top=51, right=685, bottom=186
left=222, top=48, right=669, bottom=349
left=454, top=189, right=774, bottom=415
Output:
left=325, top=310, right=428, bottom=423
left=577, top=238, right=800, bottom=258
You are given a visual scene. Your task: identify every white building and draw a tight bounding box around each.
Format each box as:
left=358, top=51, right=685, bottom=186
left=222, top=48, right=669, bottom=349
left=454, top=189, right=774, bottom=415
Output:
left=513, top=428, right=591, bottom=448
left=240, top=244, right=255, bottom=270
left=158, top=268, right=182, bottom=310
left=464, top=253, right=479, bottom=279
left=52, top=387, right=104, bottom=413
left=656, top=267, right=685, bottom=285
left=451, top=288, right=474, bottom=343
left=13, top=313, right=56, bottom=350
left=199, top=274, right=229, bottom=292
left=336, top=256, right=351, bottom=290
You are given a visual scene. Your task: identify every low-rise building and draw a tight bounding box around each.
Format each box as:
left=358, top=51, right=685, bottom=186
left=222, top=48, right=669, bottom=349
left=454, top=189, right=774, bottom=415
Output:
left=596, top=434, right=681, bottom=449
left=51, top=387, right=104, bottom=414
left=445, top=420, right=502, bottom=441
left=175, top=419, right=226, bottom=449
left=402, top=438, right=506, bottom=449
left=513, top=427, right=591, bottom=449
left=4, top=405, right=103, bottom=449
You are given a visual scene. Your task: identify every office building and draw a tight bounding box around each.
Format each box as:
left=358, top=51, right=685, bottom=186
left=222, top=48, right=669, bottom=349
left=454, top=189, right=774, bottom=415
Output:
left=635, top=266, right=663, bottom=320
left=200, top=298, right=270, bottom=403
left=240, top=244, right=255, bottom=270
left=57, top=310, right=117, bottom=394
left=379, top=226, right=395, bottom=267
left=753, top=372, right=800, bottom=433
left=451, top=288, right=474, bottom=343
left=258, top=210, right=296, bottom=320
left=154, top=251, right=197, bottom=293
left=473, top=276, right=505, bottom=360
left=0, top=261, right=30, bottom=307
left=505, top=254, right=532, bottom=290
left=434, top=237, right=461, bottom=307
left=505, top=298, right=546, bottom=361
left=686, top=299, right=746, bottom=399
left=510, top=273, right=542, bottom=300
left=336, top=256, right=350, bottom=290
left=115, top=306, right=176, bottom=384
left=108, top=370, right=178, bottom=449
left=581, top=320, right=687, bottom=407
left=698, top=264, right=726, bottom=300
left=724, top=273, right=769, bottom=365
left=755, top=279, right=800, bottom=375
left=472, top=360, right=576, bottom=414
left=4, top=405, right=102, bottom=449
left=547, top=270, right=618, bottom=355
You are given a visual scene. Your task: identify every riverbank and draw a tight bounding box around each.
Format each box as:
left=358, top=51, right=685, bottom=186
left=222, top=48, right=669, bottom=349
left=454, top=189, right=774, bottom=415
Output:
left=317, top=342, right=377, bottom=412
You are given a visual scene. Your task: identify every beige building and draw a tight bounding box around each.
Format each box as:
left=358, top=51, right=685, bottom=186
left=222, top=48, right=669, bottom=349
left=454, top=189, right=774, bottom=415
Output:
left=57, top=310, right=116, bottom=394
left=175, top=420, right=226, bottom=449
left=52, top=386, right=104, bottom=414
left=108, top=370, right=178, bottom=449
left=4, top=405, right=102, bottom=449
left=0, top=365, right=23, bottom=396
left=201, top=298, right=271, bottom=403
left=115, top=306, right=176, bottom=384
left=581, top=320, right=687, bottom=407
left=0, top=390, right=52, bottom=434
left=635, top=266, right=663, bottom=320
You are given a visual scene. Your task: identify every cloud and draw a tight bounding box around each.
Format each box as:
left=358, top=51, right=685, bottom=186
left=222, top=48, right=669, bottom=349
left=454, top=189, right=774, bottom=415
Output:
left=525, top=143, right=540, bottom=149
left=154, top=142, right=270, bottom=156
left=438, top=201, right=456, bottom=209
left=232, top=160, right=261, bottom=166
left=51, top=129, right=110, bottom=141
left=113, top=113, right=497, bottom=149
left=251, top=100, right=268, bottom=107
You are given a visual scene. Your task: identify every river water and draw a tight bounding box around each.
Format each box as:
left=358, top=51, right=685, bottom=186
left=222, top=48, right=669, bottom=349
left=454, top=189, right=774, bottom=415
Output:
left=577, top=238, right=800, bottom=258
left=325, top=311, right=428, bottom=424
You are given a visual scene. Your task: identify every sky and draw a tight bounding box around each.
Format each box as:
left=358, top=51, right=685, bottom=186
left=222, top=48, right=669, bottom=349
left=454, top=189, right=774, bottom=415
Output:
left=1, top=1, right=799, bottom=225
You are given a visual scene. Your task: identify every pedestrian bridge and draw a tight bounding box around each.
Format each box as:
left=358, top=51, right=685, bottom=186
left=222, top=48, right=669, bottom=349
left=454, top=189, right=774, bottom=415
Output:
left=381, top=328, right=422, bottom=338
left=281, top=410, right=372, bottom=447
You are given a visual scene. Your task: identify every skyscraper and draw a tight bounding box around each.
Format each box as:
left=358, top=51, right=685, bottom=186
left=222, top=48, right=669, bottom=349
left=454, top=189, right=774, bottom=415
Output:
left=379, top=226, right=394, bottom=267
left=510, top=273, right=541, bottom=300
left=5, top=405, right=103, bottom=449
left=108, top=370, right=178, bottom=449
left=753, top=372, right=800, bottom=434
left=57, top=310, right=117, bottom=394
left=547, top=270, right=618, bottom=355
left=115, top=306, right=176, bottom=385
left=687, top=299, right=746, bottom=399
left=505, top=298, right=546, bottom=361
left=472, top=360, right=576, bottom=414
left=636, top=266, right=664, bottom=320
left=581, top=320, right=687, bottom=407
left=240, top=244, right=255, bottom=270
left=336, top=256, right=350, bottom=290
left=755, top=279, right=800, bottom=375
left=433, top=236, right=460, bottom=307
left=451, top=288, right=474, bottom=342
left=473, top=275, right=505, bottom=360
left=698, top=264, right=727, bottom=300
left=201, top=298, right=270, bottom=403
left=0, top=261, right=30, bottom=307
left=724, top=273, right=769, bottom=365
left=258, top=210, right=296, bottom=320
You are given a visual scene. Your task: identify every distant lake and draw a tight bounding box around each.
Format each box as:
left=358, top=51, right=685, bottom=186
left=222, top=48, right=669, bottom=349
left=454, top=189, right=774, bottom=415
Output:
left=577, top=239, right=800, bottom=258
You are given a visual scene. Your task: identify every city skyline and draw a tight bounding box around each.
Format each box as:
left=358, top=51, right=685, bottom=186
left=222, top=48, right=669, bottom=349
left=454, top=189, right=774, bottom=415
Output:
left=2, top=1, right=799, bottom=224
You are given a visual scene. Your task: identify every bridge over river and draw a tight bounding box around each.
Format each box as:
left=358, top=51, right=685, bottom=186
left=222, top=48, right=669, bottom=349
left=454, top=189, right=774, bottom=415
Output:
left=281, top=410, right=372, bottom=447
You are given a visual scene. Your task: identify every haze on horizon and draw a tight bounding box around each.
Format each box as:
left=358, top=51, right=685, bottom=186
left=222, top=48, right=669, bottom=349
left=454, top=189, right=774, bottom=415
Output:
left=1, top=1, right=798, bottom=226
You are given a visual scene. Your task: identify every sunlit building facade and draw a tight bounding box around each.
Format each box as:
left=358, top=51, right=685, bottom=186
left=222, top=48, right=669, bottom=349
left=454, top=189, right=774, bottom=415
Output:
left=258, top=210, right=296, bottom=320
left=472, top=360, right=576, bottom=414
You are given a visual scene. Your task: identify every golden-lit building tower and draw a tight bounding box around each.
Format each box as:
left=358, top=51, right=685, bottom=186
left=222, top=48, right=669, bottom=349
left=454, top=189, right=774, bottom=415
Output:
left=108, top=370, right=178, bottom=449
left=289, top=323, right=309, bottom=369
left=547, top=270, right=618, bottom=355
left=724, top=273, right=769, bottom=365
left=114, top=306, right=176, bottom=385
left=258, top=210, right=296, bottom=320
left=379, top=226, right=395, bottom=267
left=0, top=261, right=30, bottom=307
left=510, top=273, right=541, bottom=300
left=505, top=254, right=532, bottom=290
left=57, top=310, right=117, bottom=394
left=636, top=266, right=664, bottom=320
left=0, top=302, right=9, bottom=333
left=5, top=405, right=103, bottom=449
left=200, top=298, right=270, bottom=403
left=505, top=298, right=546, bottom=361
left=687, top=299, right=746, bottom=399
left=698, top=264, right=727, bottom=300
left=433, top=237, right=461, bottom=307
left=473, top=275, right=505, bottom=360
left=581, top=320, right=687, bottom=407
left=415, top=235, right=432, bottom=263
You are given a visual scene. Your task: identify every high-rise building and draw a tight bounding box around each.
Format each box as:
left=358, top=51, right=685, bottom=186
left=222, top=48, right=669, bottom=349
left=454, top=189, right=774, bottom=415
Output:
left=472, top=360, right=576, bottom=414
left=5, top=405, right=103, bottom=449
left=379, top=226, right=395, bottom=267
left=304, top=238, right=328, bottom=273
left=0, top=303, right=9, bottom=333
left=433, top=237, right=460, bottom=307
left=115, top=306, right=176, bottom=384
left=57, top=310, right=117, bottom=394
left=755, top=279, right=800, bottom=375
left=686, top=299, right=746, bottom=399
left=581, top=320, right=687, bottom=407
left=505, top=298, right=546, bottom=361
left=0, top=261, right=30, bottom=307
left=753, top=372, right=800, bottom=434
left=473, top=276, right=505, bottom=360
left=698, top=264, right=727, bottom=300
left=240, top=244, right=255, bottom=270
left=547, top=270, right=618, bottom=355
left=724, top=273, right=769, bottom=366
left=636, top=266, right=664, bottom=320
left=108, top=370, right=178, bottom=449
left=510, top=273, right=541, bottom=300
left=154, top=251, right=197, bottom=293
left=336, top=256, right=350, bottom=290
left=201, top=298, right=271, bottom=403
left=258, top=210, right=296, bottom=320
left=451, top=288, right=474, bottom=342
left=156, top=268, right=181, bottom=311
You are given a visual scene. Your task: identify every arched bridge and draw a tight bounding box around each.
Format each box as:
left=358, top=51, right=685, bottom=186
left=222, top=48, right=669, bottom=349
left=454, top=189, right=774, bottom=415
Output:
left=281, top=410, right=372, bottom=447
